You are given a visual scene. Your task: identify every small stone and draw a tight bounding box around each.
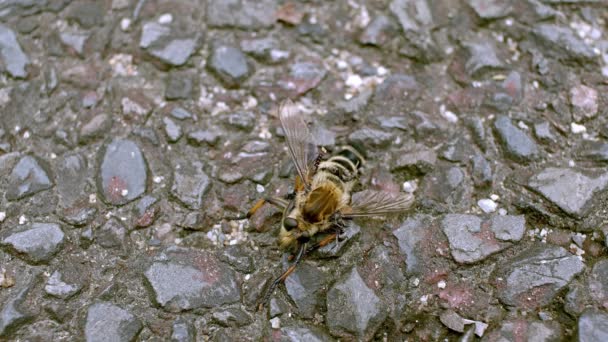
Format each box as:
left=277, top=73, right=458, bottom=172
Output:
left=211, top=307, right=252, bottom=327
left=151, top=37, right=199, bottom=67
left=218, top=245, right=254, bottom=273
left=207, top=0, right=276, bottom=29
left=462, top=39, right=503, bottom=77
left=96, top=218, right=127, bottom=249
left=576, top=141, right=608, bottom=162
left=163, top=117, right=182, bottom=143
left=0, top=212, right=5, bottom=222
left=0, top=24, right=30, bottom=78
left=578, top=309, right=608, bottom=342
left=6, top=155, right=53, bottom=201
left=1, top=223, right=65, bottom=264
left=79, top=114, right=112, bottom=143
left=326, top=267, right=386, bottom=340
left=571, top=122, right=586, bottom=134
left=528, top=168, right=608, bottom=218
left=187, top=130, right=221, bottom=146
left=495, top=244, right=585, bottom=309
left=44, top=270, right=82, bottom=299
left=240, top=37, right=289, bottom=64
left=207, top=45, right=252, bottom=88
left=85, top=302, right=142, bottom=342
left=67, top=2, right=105, bottom=28
left=0, top=287, right=33, bottom=337
left=533, top=121, right=556, bottom=143
left=225, top=111, right=255, bottom=132
left=55, top=153, right=88, bottom=208
left=532, top=24, right=596, bottom=62
left=359, top=15, right=396, bottom=46
left=270, top=317, right=281, bottom=329
left=171, top=319, right=194, bottom=342
left=133, top=196, right=160, bottom=228
left=98, top=139, right=147, bottom=205
left=442, top=214, right=525, bottom=264
left=170, top=107, right=193, bottom=120
left=472, top=154, right=492, bottom=187
left=348, top=128, right=394, bottom=148
left=478, top=199, right=497, bottom=213
left=170, top=161, right=211, bottom=210
left=468, top=0, right=512, bottom=19
left=139, top=22, right=170, bottom=49
left=493, top=116, right=539, bottom=162
left=144, top=247, right=240, bottom=311
left=59, top=31, right=89, bottom=56
left=570, top=84, right=598, bottom=120
left=279, top=324, right=335, bottom=341
left=484, top=320, right=562, bottom=342
left=165, top=72, right=193, bottom=100
left=284, top=263, right=326, bottom=318
left=392, top=146, right=437, bottom=175
left=281, top=61, right=327, bottom=96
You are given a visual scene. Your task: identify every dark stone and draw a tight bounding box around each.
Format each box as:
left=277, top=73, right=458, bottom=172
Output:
left=359, top=15, right=397, bottom=46
left=207, top=45, right=252, bottom=88
left=462, top=39, right=504, bottom=77
left=211, top=307, right=252, bottom=327
left=495, top=244, right=585, bottom=309
left=95, top=218, right=127, bottom=249
left=532, top=24, right=596, bottom=62
left=1, top=222, right=65, bottom=264
left=98, top=139, right=147, bottom=205
left=139, top=21, right=199, bottom=67
left=279, top=324, right=336, bottom=342
left=55, top=153, right=88, bottom=208
left=144, top=247, right=240, bottom=311
left=132, top=127, right=160, bottom=145
left=0, top=24, right=30, bottom=78
left=165, top=72, right=193, bottom=100
left=218, top=245, right=254, bottom=273
left=326, top=267, right=386, bottom=340
left=79, top=113, right=112, bottom=143
left=493, top=116, right=539, bottom=162
left=240, top=36, right=289, bottom=64
left=207, top=0, right=276, bottom=29
left=389, top=0, right=440, bottom=62
left=533, top=121, right=556, bottom=143
left=281, top=61, right=327, bottom=96
left=59, top=31, right=88, bottom=56
left=589, top=259, right=608, bottom=307
left=484, top=319, right=562, bottom=342
left=224, top=112, right=255, bottom=132
left=67, top=2, right=105, bottom=28
left=0, top=287, right=33, bottom=337
left=576, top=141, right=608, bottom=162
left=392, top=146, right=437, bottom=175
left=468, top=0, right=512, bottom=18
left=528, top=168, right=608, bottom=218
left=315, top=222, right=360, bottom=258
left=348, top=128, right=393, bottom=148
left=170, top=160, right=210, bottom=210
left=472, top=154, right=492, bottom=187
left=285, top=263, right=326, bottom=318
left=84, top=302, right=142, bottom=342
left=133, top=195, right=160, bottom=228
left=6, top=155, right=53, bottom=201
left=44, top=270, right=82, bottom=299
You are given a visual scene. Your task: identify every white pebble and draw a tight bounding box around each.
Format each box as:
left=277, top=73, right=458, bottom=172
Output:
left=402, top=181, right=417, bottom=193
left=569, top=160, right=576, bottom=167
left=498, top=208, right=507, bottom=216
left=270, top=317, right=281, bottom=329
left=517, top=121, right=529, bottom=130
left=490, top=194, right=499, bottom=201
left=158, top=13, right=173, bottom=24
left=443, top=110, right=458, bottom=123
left=571, top=122, right=586, bottom=134
left=376, top=66, right=388, bottom=76
left=18, top=215, right=27, bottom=225
left=121, top=189, right=129, bottom=196
left=345, top=74, right=363, bottom=88
left=120, top=18, right=131, bottom=31
left=256, top=184, right=265, bottom=193
left=0, top=212, right=6, bottom=222
left=336, top=60, right=348, bottom=69
left=153, top=176, right=163, bottom=184
left=89, top=194, right=97, bottom=204
left=477, top=199, right=497, bottom=213
left=23, top=131, right=30, bottom=139
left=437, top=280, right=446, bottom=289
left=413, top=278, right=420, bottom=286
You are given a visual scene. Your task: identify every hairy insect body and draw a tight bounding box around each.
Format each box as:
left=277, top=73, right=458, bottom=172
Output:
left=278, top=147, right=364, bottom=250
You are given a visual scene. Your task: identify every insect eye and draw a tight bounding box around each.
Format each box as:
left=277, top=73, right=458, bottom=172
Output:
left=283, top=217, right=298, bottom=231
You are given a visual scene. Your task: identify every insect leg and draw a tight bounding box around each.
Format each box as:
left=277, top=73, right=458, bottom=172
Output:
left=304, top=233, right=338, bottom=254
left=246, top=196, right=290, bottom=218
left=258, top=242, right=307, bottom=310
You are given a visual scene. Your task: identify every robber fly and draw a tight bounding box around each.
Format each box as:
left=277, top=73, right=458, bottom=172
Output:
left=247, top=100, right=414, bottom=309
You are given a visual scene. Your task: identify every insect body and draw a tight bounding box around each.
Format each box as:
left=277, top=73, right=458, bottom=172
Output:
left=247, top=100, right=414, bottom=309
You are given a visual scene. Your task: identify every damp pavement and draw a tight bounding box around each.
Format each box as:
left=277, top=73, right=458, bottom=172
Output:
left=1, top=0, right=608, bottom=341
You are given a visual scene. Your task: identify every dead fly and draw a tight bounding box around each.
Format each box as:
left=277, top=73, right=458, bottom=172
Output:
left=247, top=100, right=414, bottom=310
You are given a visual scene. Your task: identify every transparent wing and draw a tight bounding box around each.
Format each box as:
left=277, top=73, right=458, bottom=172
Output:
left=279, top=100, right=315, bottom=186
left=343, top=190, right=414, bottom=217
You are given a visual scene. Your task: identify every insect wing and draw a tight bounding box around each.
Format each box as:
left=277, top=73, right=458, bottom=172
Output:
left=344, top=190, right=414, bottom=217
left=279, top=100, right=316, bottom=186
